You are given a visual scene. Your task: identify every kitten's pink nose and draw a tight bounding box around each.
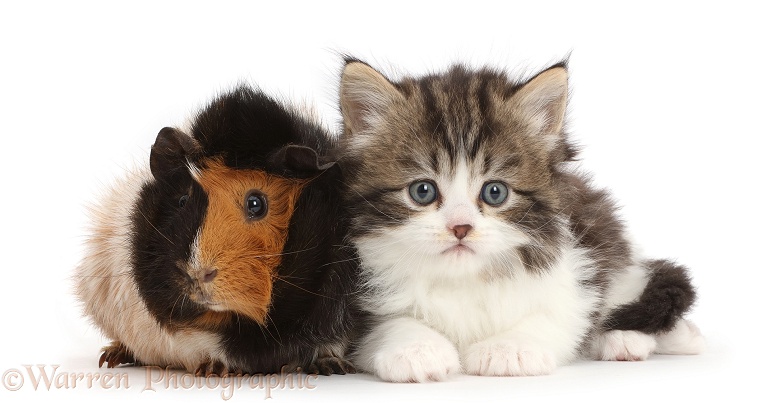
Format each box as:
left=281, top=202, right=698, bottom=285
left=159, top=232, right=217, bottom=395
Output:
left=452, top=224, right=472, bottom=240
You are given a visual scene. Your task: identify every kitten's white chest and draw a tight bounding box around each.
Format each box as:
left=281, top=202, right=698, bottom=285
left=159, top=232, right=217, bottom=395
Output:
left=412, top=276, right=531, bottom=347
left=386, top=244, right=600, bottom=350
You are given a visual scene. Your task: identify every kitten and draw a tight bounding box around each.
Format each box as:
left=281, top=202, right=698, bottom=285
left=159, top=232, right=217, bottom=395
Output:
left=338, top=59, right=705, bottom=382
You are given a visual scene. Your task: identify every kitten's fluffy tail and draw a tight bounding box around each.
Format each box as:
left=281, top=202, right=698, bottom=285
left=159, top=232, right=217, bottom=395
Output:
left=601, top=260, right=704, bottom=355
left=602, top=259, right=697, bottom=334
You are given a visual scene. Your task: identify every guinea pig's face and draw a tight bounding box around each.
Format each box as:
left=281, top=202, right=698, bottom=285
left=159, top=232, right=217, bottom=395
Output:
left=134, top=127, right=307, bottom=329
left=179, top=159, right=305, bottom=324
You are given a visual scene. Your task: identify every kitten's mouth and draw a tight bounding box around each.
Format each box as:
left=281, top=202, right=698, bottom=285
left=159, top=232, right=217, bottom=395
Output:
left=443, top=243, right=475, bottom=256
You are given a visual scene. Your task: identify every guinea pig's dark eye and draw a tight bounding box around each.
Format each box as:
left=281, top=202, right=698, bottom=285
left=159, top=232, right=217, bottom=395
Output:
left=245, top=192, right=268, bottom=220
left=178, top=194, right=189, bottom=208
left=481, top=182, right=509, bottom=206
left=409, top=180, right=438, bottom=206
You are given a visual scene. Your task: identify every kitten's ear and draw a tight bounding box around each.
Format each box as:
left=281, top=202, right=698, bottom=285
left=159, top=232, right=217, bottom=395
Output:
left=508, top=64, right=568, bottom=142
left=340, top=60, right=402, bottom=137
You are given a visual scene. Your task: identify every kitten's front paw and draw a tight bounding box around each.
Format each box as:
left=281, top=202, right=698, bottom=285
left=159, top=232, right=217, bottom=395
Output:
left=463, top=339, right=557, bottom=376
left=373, top=338, right=460, bottom=383
left=594, top=330, right=657, bottom=361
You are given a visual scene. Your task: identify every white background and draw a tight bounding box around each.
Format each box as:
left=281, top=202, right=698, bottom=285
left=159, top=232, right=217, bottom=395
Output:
left=1, top=1, right=758, bottom=402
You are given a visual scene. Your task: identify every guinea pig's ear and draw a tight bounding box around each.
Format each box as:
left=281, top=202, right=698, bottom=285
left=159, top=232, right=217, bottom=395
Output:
left=267, top=144, right=335, bottom=177
left=150, top=127, right=200, bottom=178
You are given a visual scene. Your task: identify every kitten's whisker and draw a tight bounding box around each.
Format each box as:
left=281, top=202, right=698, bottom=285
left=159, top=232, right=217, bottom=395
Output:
left=337, top=180, right=404, bottom=224
left=516, top=201, right=538, bottom=225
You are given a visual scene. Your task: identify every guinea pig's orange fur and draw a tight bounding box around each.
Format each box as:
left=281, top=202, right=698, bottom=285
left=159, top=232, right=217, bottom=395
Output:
left=191, top=159, right=306, bottom=325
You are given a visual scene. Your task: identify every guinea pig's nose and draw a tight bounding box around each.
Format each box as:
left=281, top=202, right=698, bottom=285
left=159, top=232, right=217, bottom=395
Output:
left=203, top=269, right=218, bottom=283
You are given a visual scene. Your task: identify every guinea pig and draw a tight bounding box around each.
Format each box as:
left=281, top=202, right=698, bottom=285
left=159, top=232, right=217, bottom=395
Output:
left=75, top=85, right=359, bottom=375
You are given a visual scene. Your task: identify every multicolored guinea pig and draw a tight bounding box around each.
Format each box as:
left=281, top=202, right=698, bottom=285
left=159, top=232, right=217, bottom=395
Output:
left=75, top=86, right=358, bottom=375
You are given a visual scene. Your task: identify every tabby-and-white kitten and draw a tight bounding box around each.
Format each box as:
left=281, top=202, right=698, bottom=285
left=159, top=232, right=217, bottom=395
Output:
left=338, top=59, right=705, bottom=382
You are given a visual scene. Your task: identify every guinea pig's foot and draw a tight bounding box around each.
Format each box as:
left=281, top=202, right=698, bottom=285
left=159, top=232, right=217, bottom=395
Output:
left=98, top=342, right=136, bottom=368
left=309, top=356, right=357, bottom=376
left=194, top=360, right=240, bottom=377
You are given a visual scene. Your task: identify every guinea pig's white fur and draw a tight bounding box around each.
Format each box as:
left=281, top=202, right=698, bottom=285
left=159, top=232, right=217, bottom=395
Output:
left=75, top=163, right=229, bottom=371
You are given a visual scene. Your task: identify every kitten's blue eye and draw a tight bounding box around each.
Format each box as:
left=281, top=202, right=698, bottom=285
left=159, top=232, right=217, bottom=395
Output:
left=481, top=182, right=509, bottom=206
left=409, top=181, right=437, bottom=206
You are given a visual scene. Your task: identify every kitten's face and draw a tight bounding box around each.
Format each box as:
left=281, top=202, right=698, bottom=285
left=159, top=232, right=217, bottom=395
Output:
left=340, top=61, right=572, bottom=278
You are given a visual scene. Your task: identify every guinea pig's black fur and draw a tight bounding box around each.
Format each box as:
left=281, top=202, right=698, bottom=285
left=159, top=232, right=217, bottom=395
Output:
left=76, top=85, right=359, bottom=375
left=217, top=163, right=358, bottom=373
